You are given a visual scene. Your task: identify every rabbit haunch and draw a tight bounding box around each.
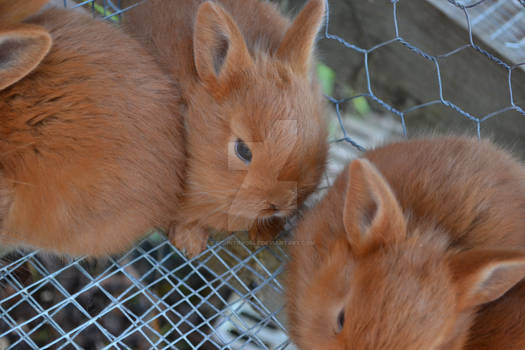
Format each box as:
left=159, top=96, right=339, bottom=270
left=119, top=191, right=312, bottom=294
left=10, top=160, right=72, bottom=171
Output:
left=288, top=136, right=525, bottom=350
left=0, top=1, right=184, bottom=255
left=124, top=0, right=328, bottom=257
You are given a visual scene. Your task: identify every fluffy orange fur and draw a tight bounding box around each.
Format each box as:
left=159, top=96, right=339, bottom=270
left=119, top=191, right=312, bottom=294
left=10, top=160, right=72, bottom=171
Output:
left=125, top=0, right=328, bottom=256
left=0, top=1, right=185, bottom=255
left=0, top=0, right=50, bottom=24
left=288, top=136, right=525, bottom=349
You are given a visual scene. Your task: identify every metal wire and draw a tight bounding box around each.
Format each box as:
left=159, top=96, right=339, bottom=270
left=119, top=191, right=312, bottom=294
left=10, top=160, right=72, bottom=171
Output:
left=1, top=234, right=292, bottom=349
left=1, top=0, right=525, bottom=349
left=324, top=0, right=525, bottom=147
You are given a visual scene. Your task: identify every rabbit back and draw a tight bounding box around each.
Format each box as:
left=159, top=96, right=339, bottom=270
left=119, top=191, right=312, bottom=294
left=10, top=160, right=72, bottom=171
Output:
left=0, top=8, right=185, bottom=255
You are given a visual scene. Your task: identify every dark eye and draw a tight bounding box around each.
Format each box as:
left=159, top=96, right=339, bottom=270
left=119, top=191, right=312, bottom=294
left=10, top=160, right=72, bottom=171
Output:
left=234, top=138, right=252, bottom=164
left=337, top=309, right=345, bottom=332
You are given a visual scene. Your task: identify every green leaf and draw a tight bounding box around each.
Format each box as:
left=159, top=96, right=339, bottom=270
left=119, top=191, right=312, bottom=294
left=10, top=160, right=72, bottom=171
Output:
left=316, top=62, right=336, bottom=96
left=352, top=96, right=370, bottom=116
left=92, top=3, right=120, bottom=23
left=149, top=231, right=165, bottom=243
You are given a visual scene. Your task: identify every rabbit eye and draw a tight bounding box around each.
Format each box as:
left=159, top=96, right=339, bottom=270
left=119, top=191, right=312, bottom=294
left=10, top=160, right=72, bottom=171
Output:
left=235, top=138, right=252, bottom=164
left=337, top=309, right=345, bottom=332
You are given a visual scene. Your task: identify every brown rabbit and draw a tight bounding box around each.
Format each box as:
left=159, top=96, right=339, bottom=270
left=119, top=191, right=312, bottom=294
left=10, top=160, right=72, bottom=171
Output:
left=124, top=0, right=329, bottom=257
left=288, top=136, right=525, bottom=350
left=0, top=1, right=185, bottom=256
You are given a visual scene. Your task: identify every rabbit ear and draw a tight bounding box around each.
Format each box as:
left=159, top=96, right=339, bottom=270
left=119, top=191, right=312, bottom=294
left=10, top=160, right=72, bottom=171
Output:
left=449, top=249, right=525, bottom=311
left=0, top=26, right=52, bottom=91
left=0, top=0, right=50, bottom=24
left=193, top=1, right=253, bottom=91
left=276, top=0, right=325, bottom=75
left=343, top=159, right=406, bottom=254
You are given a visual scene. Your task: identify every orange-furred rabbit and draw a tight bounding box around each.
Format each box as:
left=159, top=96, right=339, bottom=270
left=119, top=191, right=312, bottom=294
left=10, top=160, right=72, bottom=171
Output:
left=124, top=0, right=329, bottom=256
left=0, top=0, right=184, bottom=256
left=288, top=136, right=525, bottom=350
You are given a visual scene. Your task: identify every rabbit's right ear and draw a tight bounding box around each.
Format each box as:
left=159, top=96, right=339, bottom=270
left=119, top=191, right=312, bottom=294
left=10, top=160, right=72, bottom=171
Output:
left=449, top=249, right=525, bottom=311
left=276, top=0, right=325, bottom=75
left=0, top=26, right=52, bottom=91
left=343, top=159, right=406, bottom=255
left=193, top=1, right=253, bottom=93
left=0, top=0, right=50, bottom=24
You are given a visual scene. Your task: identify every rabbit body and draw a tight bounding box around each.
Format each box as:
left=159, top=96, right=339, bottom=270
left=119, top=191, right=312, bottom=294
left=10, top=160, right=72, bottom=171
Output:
left=0, top=4, right=184, bottom=255
left=125, top=0, right=328, bottom=256
left=288, top=136, right=525, bottom=350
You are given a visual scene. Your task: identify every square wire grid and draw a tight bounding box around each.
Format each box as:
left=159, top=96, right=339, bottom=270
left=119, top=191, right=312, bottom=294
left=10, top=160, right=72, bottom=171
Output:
left=0, top=233, right=293, bottom=349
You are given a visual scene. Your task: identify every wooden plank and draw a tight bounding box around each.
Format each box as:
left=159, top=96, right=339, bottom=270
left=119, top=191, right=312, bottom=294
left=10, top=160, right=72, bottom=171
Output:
left=427, top=0, right=525, bottom=69
left=280, top=0, right=525, bottom=153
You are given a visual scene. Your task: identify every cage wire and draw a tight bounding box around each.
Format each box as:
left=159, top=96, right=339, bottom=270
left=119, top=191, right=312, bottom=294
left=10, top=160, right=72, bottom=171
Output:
left=1, top=0, right=525, bottom=349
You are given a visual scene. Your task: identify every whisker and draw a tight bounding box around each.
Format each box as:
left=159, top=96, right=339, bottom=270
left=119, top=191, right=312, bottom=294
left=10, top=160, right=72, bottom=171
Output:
left=189, top=190, right=238, bottom=196
left=6, top=179, right=35, bottom=187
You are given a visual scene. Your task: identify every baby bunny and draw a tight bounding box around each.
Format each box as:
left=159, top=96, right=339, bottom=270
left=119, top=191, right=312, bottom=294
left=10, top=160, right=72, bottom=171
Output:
left=124, top=0, right=329, bottom=257
left=0, top=0, right=184, bottom=256
left=288, top=136, right=525, bottom=350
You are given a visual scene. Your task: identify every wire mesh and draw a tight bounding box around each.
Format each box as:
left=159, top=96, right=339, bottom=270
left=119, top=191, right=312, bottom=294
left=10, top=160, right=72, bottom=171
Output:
left=1, top=0, right=525, bottom=349
left=325, top=0, right=525, bottom=149
left=1, top=233, right=292, bottom=349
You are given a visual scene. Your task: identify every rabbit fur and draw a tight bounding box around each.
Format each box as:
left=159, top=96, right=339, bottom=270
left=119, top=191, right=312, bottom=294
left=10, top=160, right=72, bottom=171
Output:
left=0, top=0, right=185, bottom=256
left=288, top=136, right=525, bottom=350
left=124, top=0, right=329, bottom=257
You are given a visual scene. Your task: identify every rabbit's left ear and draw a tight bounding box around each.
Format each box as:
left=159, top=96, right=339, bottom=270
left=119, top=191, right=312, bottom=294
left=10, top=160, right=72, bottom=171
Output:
left=342, top=159, right=406, bottom=255
left=193, top=1, right=253, bottom=91
left=276, top=0, right=325, bottom=75
left=0, top=26, right=52, bottom=91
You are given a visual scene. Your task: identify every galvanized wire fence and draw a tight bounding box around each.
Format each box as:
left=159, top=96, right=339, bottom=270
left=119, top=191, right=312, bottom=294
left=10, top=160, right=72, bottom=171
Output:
left=1, top=233, right=291, bottom=349
left=1, top=0, right=525, bottom=349
left=326, top=0, right=525, bottom=150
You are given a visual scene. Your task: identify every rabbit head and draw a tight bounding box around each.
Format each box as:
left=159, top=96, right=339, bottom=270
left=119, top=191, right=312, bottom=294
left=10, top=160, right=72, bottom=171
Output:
left=180, top=0, right=328, bottom=232
left=288, top=159, right=525, bottom=350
